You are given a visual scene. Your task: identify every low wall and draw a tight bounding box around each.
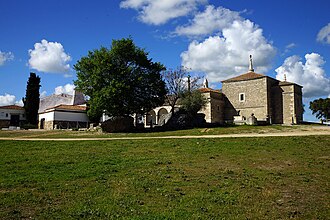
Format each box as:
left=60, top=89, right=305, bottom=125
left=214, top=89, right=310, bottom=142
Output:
left=0, top=120, right=10, bottom=129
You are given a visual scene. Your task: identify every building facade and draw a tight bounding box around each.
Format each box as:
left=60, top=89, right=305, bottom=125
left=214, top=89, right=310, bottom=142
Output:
left=221, top=57, right=303, bottom=124
left=38, top=104, right=89, bottom=129
left=148, top=56, right=303, bottom=125
left=38, top=91, right=89, bottom=129
left=0, top=105, right=26, bottom=129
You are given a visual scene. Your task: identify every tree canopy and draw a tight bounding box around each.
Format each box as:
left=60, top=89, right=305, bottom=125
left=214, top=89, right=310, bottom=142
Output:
left=23, top=72, right=41, bottom=126
left=180, top=89, right=207, bottom=117
left=74, top=38, right=166, bottom=121
left=162, top=67, right=201, bottom=113
left=309, top=98, right=330, bottom=122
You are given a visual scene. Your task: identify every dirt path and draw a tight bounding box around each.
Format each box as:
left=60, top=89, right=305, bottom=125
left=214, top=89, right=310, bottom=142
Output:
left=0, top=127, right=329, bottom=141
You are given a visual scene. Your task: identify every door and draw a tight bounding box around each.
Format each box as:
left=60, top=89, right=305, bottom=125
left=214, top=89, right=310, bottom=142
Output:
left=10, top=115, right=20, bottom=126
left=40, top=118, right=45, bottom=129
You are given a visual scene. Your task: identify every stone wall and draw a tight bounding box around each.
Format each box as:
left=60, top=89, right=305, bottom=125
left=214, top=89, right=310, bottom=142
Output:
left=199, top=92, right=225, bottom=124
left=209, top=92, right=225, bottom=124
left=200, top=93, right=211, bottom=123
left=266, top=77, right=279, bottom=122
left=280, top=84, right=303, bottom=124
left=40, top=120, right=89, bottom=130
left=281, top=85, right=294, bottom=124
left=293, top=85, right=303, bottom=123
left=0, top=120, right=10, bottom=129
left=222, top=77, right=269, bottom=121
left=43, top=121, right=54, bottom=130
left=271, top=85, right=284, bottom=124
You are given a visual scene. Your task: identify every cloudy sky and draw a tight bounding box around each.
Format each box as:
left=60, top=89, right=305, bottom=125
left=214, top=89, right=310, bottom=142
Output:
left=0, top=0, right=329, bottom=121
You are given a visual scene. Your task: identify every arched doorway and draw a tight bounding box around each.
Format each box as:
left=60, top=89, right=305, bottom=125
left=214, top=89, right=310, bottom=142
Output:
left=146, top=110, right=156, bottom=126
left=158, top=108, right=168, bottom=124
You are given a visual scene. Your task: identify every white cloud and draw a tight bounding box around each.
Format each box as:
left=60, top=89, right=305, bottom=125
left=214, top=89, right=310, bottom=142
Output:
left=285, top=43, right=296, bottom=49
left=275, top=53, right=330, bottom=98
left=0, top=94, right=22, bottom=106
left=0, top=94, right=16, bottom=106
left=120, top=0, right=207, bottom=25
left=283, top=43, right=296, bottom=54
left=0, top=51, right=14, bottom=66
left=174, top=5, right=241, bottom=37
left=28, top=39, right=71, bottom=73
left=54, top=83, right=75, bottom=95
left=317, top=23, right=330, bottom=44
left=15, top=99, right=24, bottom=107
left=181, top=19, right=276, bottom=82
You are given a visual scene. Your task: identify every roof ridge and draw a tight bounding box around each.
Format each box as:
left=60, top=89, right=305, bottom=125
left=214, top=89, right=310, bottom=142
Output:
left=222, top=71, right=266, bottom=82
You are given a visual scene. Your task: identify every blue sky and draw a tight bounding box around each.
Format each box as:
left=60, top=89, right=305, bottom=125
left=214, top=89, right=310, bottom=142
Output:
left=1, top=0, right=330, bottom=121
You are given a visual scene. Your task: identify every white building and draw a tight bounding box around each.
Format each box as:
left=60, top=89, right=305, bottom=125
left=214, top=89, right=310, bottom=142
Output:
left=38, top=91, right=89, bottom=129
left=0, top=105, right=26, bottom=129
left=38, top=104, right=88, bottom=129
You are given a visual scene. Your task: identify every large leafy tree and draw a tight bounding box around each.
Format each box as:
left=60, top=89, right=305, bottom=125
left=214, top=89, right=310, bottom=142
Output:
left=23, top=72, right=41, bottom=126
left=74, top=38, right=166, bottom=121
left=309, top=98, right=330, bottom=122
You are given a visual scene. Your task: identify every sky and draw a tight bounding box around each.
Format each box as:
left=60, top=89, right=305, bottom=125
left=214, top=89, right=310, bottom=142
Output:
left=0, top=0, right=330, bottom=122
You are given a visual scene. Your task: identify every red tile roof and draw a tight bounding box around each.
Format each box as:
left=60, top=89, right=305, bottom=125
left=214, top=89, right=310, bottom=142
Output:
left=0, top=105, right=24, bottom=110
left=279, top=81, right=302, bottom=87
left=222, top=71, right=266, bottom=82
left=199, top=88, right=222, bottom=94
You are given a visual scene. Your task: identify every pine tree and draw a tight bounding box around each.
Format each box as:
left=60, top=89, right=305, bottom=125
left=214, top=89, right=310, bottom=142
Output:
left=23, top=72, right=41, bottom=126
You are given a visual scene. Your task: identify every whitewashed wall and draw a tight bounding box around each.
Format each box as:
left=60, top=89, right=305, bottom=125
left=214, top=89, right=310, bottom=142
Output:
left=0, top=109, right=25, bottom=120
left=39, top=110, right=88, bottom=122
left=38, top=111, right=55, bottom=121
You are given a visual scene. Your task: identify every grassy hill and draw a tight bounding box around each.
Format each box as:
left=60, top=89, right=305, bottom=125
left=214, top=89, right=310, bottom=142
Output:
left=0, top=135, right=329, bottom=219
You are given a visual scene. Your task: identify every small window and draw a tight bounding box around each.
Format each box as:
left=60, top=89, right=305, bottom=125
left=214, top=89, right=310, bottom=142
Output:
left=239, top=93, right=245, bottom=102
left=6, top=113, right=8, bottom=117
left=217, top=105, right=220, bottom=111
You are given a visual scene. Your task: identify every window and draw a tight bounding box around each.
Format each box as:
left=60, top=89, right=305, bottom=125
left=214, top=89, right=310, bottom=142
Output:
left=239, top=93, right=245, bottom=102
left=6, top=113, right=8, bottom=117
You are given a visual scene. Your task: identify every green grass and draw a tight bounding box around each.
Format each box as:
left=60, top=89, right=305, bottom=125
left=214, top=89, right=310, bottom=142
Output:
left=0, top=136, right=329, bottom=219
left=0, top=124, right=305, bottom=139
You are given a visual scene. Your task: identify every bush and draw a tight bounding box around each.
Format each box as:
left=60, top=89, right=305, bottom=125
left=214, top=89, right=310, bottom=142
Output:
left=180, top=90, right=206, bottom=117
left=21, top=123, right=38, bottom=130
left=101, top=116, right=134, bottom=133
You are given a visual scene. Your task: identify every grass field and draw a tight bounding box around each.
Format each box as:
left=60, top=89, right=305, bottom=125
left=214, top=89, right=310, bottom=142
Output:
left=0, top=135, right=329, bottom=219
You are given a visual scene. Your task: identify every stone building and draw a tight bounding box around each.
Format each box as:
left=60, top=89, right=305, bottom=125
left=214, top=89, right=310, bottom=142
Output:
left=148, top=55, right=303, bottom=126
left=222, top=56, right=303, bottom=124
left=199, top=86, right=225, bottom=124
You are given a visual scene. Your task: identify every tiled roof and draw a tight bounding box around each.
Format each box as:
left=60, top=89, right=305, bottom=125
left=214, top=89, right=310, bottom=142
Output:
left=39, top=94, right=73, bottom=113
left=45, top=104, right=87, bottom=112
left=38, top=92, right=86, bottom=113
left=199, top=88, right=222, bottom=94
left=0, top=105, right=24, bottom=110
left=222, top=71, right=266, bottom=82
left=279, top=81, right=302, bottom=87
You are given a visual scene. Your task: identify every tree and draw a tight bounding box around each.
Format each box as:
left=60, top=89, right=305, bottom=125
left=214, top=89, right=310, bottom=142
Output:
left=74, top=38, right=166, bottom=121
left=23, top=72, right=41, bottom=126
left=309, top=98, right=330, bottom=123
left=162, top=67, right=201, bottom=114
left=180, top=89, right=207, bottom=117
